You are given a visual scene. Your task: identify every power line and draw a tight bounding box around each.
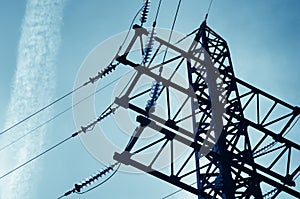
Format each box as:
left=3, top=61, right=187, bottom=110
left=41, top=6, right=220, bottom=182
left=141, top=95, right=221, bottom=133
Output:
left=0, top=85, right=84, bottom=137
left=0, top=135, right=73, bottom=181
left=0, top=1, right=146, bottom=138
left=117, top=2, right=146, bottom=56
left=0, top=71, right=129, bottom=153
left=162, top=0, right=182, bottom=62
left=154, top=0, right=163, bottom=25
left=0, top=63, right=116, bottom=137
left=0, top=107, right=70, bottom=153
left=174, top=0, right=215, bottom=45
left=205, top=0, right=214, bottom=20
left=0, top=67, right=132, bottom=180
left=162, top=182, right=196, bottom=199
left=0, top=104, right=115, bottom=181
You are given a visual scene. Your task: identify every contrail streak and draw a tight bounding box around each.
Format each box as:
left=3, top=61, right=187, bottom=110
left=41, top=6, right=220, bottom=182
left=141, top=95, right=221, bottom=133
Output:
left=0, top=0, right=64, bottom=198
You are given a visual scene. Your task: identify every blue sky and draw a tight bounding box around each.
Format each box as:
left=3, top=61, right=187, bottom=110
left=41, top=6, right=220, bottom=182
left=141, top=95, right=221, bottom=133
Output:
left=0, top=0, right=299, bottom=199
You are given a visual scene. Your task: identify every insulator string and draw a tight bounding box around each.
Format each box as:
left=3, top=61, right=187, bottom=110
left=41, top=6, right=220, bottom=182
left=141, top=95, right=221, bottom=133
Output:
left=253, top=115, right=299, bottom=156
left=252, top=140, right=277, bottom=156
left=262, top=167, right=300, bottom=199
left=145, top=81, right=162, bottom=114
left=0, top=68, right=133, bottom=153
left=0, top=0, right=145, bottom=138
left=143, top=27, right=156, bottom=64
left=140, top=0, right=151, bottom=26
left=84, top=63, right=118, bottom=85
left=141, top=0, right=163, bottom=65
left=74, top=163, right=118, bottom=192
left=0, top=62, right=118, bottom=138
left=117, top=2, right=146, bottom=56
left=262, top=188, right=278, bottom=199
left=57, top=163, right=121, bottom=198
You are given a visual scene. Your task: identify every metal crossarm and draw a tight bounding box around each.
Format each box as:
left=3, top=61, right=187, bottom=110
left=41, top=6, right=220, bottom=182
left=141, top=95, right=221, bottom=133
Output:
left=113, top=22, right=299, bottom=198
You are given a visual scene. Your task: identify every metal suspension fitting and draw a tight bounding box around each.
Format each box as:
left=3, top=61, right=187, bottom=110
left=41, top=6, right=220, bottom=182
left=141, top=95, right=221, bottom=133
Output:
left=263, top=188, right=278, bottom=199
left=253, top=140, right=277, bottom=156
left=84, top=63, right=118, bottom=86
left=97, top=107, right=116, bottom=122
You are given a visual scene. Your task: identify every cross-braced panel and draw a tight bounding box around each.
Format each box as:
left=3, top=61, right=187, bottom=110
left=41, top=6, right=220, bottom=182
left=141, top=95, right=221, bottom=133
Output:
left=112, top=23, right=300, bottom=199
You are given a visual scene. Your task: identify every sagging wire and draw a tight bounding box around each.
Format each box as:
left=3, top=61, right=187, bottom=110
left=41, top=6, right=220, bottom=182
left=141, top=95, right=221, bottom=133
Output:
left=57, top=162, right=121, bottom=198
left=0, top=62, right=117, bottom=138
left=0, top=107, right=70, bottom=153
left=0, top=1, right=146, bottom=139
left=0, top=1, right=147, bottom=148
left=0, top=68, right=135, bottom=154
left=0, top=105, right=117, bottom=181
left=117, top=1, right=147, bottom=57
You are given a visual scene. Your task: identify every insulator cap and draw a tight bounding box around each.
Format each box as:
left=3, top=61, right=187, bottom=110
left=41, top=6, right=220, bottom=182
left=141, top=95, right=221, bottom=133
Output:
left=73, top=162, right=119, bottom=193
left=145, top=82, right=162, bottom=113
left=143, top=28, right=156, bottom=64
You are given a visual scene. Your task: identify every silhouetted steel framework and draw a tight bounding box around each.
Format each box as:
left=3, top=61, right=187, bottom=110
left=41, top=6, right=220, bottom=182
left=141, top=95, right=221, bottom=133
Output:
left=113, top=21, right=300, bottom=198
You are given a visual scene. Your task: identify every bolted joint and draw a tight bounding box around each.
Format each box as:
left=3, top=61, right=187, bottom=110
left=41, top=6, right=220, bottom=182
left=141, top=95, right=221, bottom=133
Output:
left=136, top=115, right=151, bottom=127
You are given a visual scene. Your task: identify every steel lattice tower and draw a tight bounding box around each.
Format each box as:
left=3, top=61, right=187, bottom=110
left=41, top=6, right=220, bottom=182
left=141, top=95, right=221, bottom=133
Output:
left=112, top=20, right=300, bottom=198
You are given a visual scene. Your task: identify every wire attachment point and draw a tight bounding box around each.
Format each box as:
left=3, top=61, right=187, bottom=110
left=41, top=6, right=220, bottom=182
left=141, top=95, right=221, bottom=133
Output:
left=84, top=63, right=118, bottom=86
left=58, top=162, right=120, bottom=198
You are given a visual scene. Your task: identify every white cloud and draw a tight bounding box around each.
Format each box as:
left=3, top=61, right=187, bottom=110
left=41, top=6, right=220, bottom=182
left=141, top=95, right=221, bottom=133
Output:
left=0, top=0, right=64, bottom=198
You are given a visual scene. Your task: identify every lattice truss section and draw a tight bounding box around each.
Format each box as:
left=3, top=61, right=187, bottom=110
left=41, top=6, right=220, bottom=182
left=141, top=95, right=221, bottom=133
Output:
left=200, top=23, right=300, bottom=198
left=112, top=23, right=300, bottom=198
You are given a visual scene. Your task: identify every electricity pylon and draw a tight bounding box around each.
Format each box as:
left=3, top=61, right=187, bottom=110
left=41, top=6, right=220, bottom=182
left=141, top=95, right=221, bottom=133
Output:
left=113, top=20, right=300, bottom=198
